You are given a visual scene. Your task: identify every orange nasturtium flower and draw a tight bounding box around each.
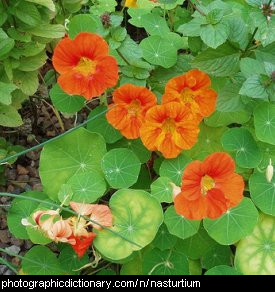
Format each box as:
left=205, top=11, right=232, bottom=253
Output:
left=106, top=83, right=157, bottom=139
left=52, top=32, right=119, bottom=99
left=140, top=102, right=200, bottom=159
left=174, top=152, right=244, bottom=220
left=162, top=69, right=217, bottom=121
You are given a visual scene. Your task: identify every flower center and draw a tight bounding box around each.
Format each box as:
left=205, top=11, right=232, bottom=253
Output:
left=162, top=118, right=176, bottom=133
left=201, top=175, right=215, bottom=195
left=128, top=99, right=141, bottom=116
left=180, top=88, right=200, bottom=114
left=75, top=57, right=97, bottom=77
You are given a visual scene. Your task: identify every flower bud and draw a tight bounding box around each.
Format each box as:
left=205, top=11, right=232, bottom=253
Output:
left=266, top=159, right=274, bottom=183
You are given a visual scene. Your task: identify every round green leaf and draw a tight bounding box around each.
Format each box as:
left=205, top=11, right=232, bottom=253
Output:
left=93, top=189, right=163, bottom=260
left=101, top=148, right=141, bottom=189
left=140, top=35, right=177, bottom=68
left=203, top=198, right=259, bottom=245
left=205, top=110, right=251, bottom=127
left=59, top=246, right=89, bottom=275
left=150, top=177, right=173, bottom=203
left=235, top=213, right=275, bottom=275
left=7, top=191, right=47, bottom=239
left=142, top=14, right=170, bottom=36
left=120, top=255, right=143, bottom=275
left=68, top=14, right=98, bottom=39
left=50, top=84, right=85, bottom=114
left=249, top=172, right=275, bottom=216
left=87, top=105, right=122, bottom=144
left=66, top=171, right=107, bottom=203
left=221, top=128, right=262, bottom=168
left=202, top=245, right=232, bottom=269
left=164, top=206, right=200, bottom=240
left=40, top=128, right=106, bottom=201
left=143, top=248, right=189, bottom=275
left=205, top=265, right=242, bottom=275
left=152, top=224, right=178, bottom=251
left=22, top=246, right=63, bottom=275
left=254, top=102, right=275, bottom=145
left=159, top=154, right=192, bottom=185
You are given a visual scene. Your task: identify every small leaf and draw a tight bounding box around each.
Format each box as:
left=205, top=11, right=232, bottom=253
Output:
left=0, top=105, right=23, bottom=127
left=202, top=245, right=232, bottom=269
left=239, top=75, right=269, bottom=99
left=150, top=177, right=173, bottom=203
left=0, top=82, right=17, bottom=105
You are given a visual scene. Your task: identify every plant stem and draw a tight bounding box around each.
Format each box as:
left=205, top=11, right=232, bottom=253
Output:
left=0, top=256, right=18, bottom=275
left=116, top=48, right=131, bottom=66
left=243, top=27, right=259, bottom=55
left=188, top=0, right=206, bottom=16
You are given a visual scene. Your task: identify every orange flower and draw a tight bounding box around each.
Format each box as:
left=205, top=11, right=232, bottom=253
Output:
left=106, top=84, right=157, bottom=139
left=174, top=152, right=244, bottom=220
left=69, top=233, right=97, bottom=258
left=47, top=219, right=75, bottom=244
left=140, top=102, right=200, bottom=159
left=52, top=32, right=118, bottom=99
left=162, top=69, right=217, bottom=121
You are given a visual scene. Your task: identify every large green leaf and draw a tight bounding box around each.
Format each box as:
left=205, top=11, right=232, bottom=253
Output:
left=235, top=213, right=275, bottom=275
left=68, top=14, right=98, bottom=39
left=13, top=70, right=38, bottom=96
left=254, top=102, right=275, bottom=145
left=221, top=128, right=262, bottom=168
left=143, top=248, right=189, bottom=275
left=40, top=128, right=106, bottom=200
left=205, top=110, right=251, bottom=127
left=22, top=246, right=64, bottom=275
left=164, top=206, right=200, bottom=240
left=150, top=176, right=173, bottom=203
left=93, top=189, right=163, bottom=260
left=205, top=265, right=242, bottom=275
left=202, top=245, right=232, bottom=269
left=101, top=148, right=141, bottom=189
left=249, top=173, right=275, bottom=216
left=18, top=52, right=47, bottom=72
left=200, top=22, right=229, bottom=49
left=15, top=2, right=41, bottom=27
left=152, top=224, right=178, bottom=251
left=239, top=75, right=269, bottom=99
left=191, top=43, right=240, bottom=77
left=26, top=0, right=55, bottom=12
left=203, top=198, right=259, bottom=245
left=27, top=24, right=65, bottom=38
left=142, top=14, right=170, bottom=36
left=140, top=35, right=177, bottom=68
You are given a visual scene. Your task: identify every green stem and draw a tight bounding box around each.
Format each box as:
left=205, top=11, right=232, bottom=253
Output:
left=0, top=256, right=18, bottom=275
left=0, top=193, right=142, bottom=248
left=243, top=27, right=259, bottom=55
left=116, top=49, right=131, bottom=66
left=0, top=107, right=110, bottom=165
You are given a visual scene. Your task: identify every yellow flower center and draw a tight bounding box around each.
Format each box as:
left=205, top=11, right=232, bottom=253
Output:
left=128, top=100, right=141, bottom=116
left=162, top=118, right=176, bottom=133
left=75, top=57, right=97, bottom=77
left=180, top=88, right=200, bottom=114
left=201, top=175, right=215, bottom=195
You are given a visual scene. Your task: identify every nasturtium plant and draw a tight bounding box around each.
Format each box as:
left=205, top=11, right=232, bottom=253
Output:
left=1, top=0, right=275, bottom=276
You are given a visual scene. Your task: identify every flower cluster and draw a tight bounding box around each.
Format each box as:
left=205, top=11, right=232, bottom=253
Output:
left=107, top=69, right=217, bottom=159
left=173, top=152, right=244, bottom=220
left=29, top=202, right=112, bottom=258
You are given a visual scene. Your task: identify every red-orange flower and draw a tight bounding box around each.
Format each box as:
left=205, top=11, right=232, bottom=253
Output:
left=162, top=69, right=217, bottom=121
left=140, top=102, right=200, bottom=159
left=106, top=84, right=157, bottom=139
left=52, top=32, right=118, bottom=99
left=174, top=152, right=244, bottom=220
left=69, top=233, right=97, bottom=258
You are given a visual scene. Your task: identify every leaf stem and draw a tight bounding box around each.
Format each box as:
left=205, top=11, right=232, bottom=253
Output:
left=116, top=48, right=131, bottom=66
left=243, top=27, right=259, bottom=55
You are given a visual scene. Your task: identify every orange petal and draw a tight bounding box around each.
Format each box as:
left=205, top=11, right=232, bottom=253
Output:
left=186, top=69, right=211, bottom=90
left=89, top=204, right=113, bottom=230
left=106, top=105, right=129, bottom=130
left=69, top=233, right=97, bottom=258
left=204, top=188, right=229, bottom=219
left=194, top=88, right=217, bottom=117
left=70, top=202, right=95, bottom=216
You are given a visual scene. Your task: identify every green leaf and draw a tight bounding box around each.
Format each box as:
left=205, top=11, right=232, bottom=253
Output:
left=142, top=14, right=170, bottom=36
left=140, top=35, right=178, bottom=68
left=221, top=128, right=262, bottom=168
left=14, top=2, right=41, bottom=27
left=254, top=102, right=275, bottom=145
left=101, top=148, right=141, bottom=189
left=18, top=52, right=47, bottom=72
left=205, top=265, right=242, bottom=275
left=235, top=213, right=275, bottom=275
left=206, top=9, right=224, bottom=24
left=39, top=128, right=106, bottom=201
left=108, top=138, right=150, bottom=163
left=0, top=28, right=14, bottom=59
left=143, top=248, right=189, bottom=275
left=239, top=75, right=269, bottom=99
left=128, top=8, right=150, bottom=27
left=176, top=226, right=216, bottom=260
left=27, top=24, right=65, bottom=38
left=191, top=43, right=240, bottom=77
left=13, top=70, right=38, bottom=96
left=164, top=206, right=200, bottom=240
left=150, top=177, right=173, bottom=203
left=120, top=255, right=143, bottom=275
left=111, top=27, right=127, bottom=42
left=7, top=191, right=47, bottom=239
left=66, top=172, right=106, bottom=203
left=50, top=84, right=85, bottom=114
left=249, top=173, right=275, bottom=216
left=164, top=32, right=188, bottom=50
left=68, top=14, right=98, bottom=39
left=90, top=0, right=117, bottom=15
left=177, top=18, right=205, bottom=37
left=26, top=0, right=56, bottom=12
left=0, top=104, right=23, bottom=127
left=0, top=82, right=17, bottom=105
left=118, top=36, right=143, bottom=63
left=200, top=22, right=229, bottom=49
left=57, top=184, right=73, bottom=206
left=205, top=110, right=251, bottom=127
left=59, top=246, right=89, bottom=275
left=93, top=189, right=163, bottom=260
left=152, top=224, right=178, bottom=251
left=227, top=16, right=249, bottom=50
left=159, top=154, right=192, bottom=185
left=97, top=269, right=116, bottom=275
left=202, top=245, right=232, bottom=269
left=203, top=198, right=259, bottom=245
left=87, top=106, right=122, bottom=144
left=256, top=43, right=275, bottom=65
left=240, top=58, right=266, bottom=78
left=22, top=246, right=63, bottom=275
